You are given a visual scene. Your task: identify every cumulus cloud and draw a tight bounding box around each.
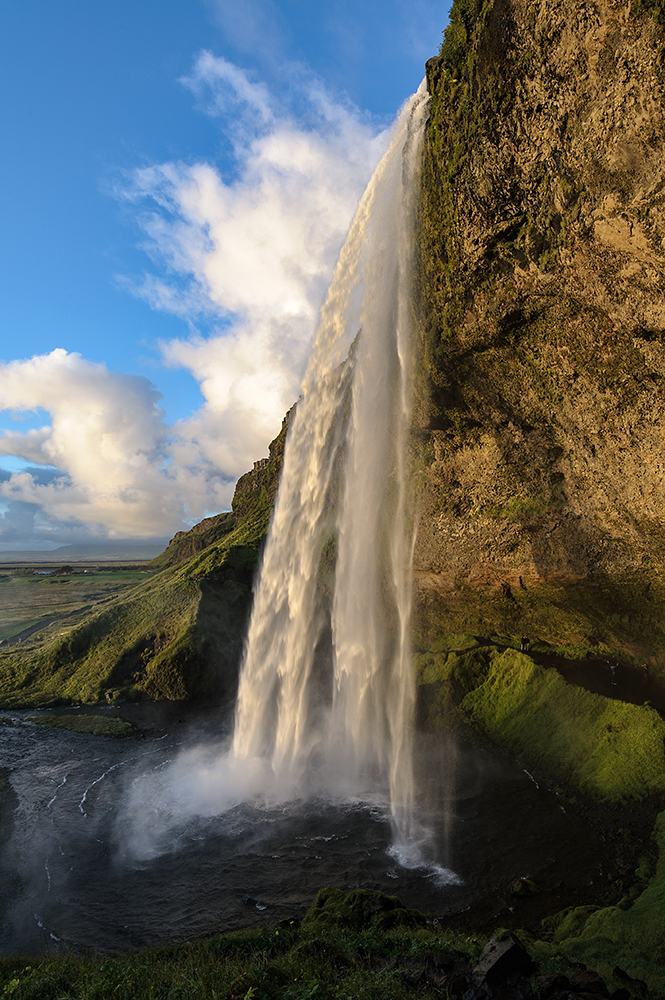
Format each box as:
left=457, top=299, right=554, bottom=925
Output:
left=0, top=58, right=383, bottom=544
left=119, top=53, right=384, bottom=476
left=0, top=350, right=231, bottom=540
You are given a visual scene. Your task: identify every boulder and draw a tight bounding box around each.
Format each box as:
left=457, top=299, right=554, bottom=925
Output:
left=473, top=936, right=535, bottom=985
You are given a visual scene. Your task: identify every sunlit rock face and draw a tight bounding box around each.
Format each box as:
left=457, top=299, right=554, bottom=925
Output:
left=412, top=0, right=665, bottom=661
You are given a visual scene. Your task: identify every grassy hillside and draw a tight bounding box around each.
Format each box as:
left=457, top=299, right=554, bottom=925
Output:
left=417, top=644, right=665, bottom=801
left=0, top=891, right=487, bottom=1000
left=0, top=414, right=291, bottom=709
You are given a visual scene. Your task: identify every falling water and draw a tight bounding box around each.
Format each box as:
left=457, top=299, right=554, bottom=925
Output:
left=232, top=84, right=430, bottom=846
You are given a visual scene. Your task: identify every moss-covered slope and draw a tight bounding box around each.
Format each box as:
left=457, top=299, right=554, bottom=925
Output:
left=413, top=0, right=665, bottom=668
left=0, top=411, right=292, bottom=708
left=533, top=808, right=665, bottom=993
left=418, top=643, right=665, bottom=801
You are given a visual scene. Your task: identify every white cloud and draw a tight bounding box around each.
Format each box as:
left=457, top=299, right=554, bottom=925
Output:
left=0, top=59, right=383, bottom=544
left=0, top=350, right=231, bottom=539
left=117, top=54, right=384, bottom=492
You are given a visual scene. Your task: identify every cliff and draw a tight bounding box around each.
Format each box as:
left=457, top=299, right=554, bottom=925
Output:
left=412, top=0, right=665, bottom=664
left=149, top=405, right=293, bottom=572
left=5, top=0, right=665, bottom=697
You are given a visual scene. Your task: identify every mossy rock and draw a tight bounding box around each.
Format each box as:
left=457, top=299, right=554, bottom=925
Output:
left=301, top=888, right=427, bottom=934
left=27, top=714, right=135, bottom=738
left=534, top=812, right=665, bottom=992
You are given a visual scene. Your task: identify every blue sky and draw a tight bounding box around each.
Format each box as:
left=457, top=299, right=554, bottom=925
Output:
left=0, top=0, right=449, bottom=550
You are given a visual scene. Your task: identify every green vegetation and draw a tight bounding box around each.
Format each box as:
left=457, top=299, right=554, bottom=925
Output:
left=148, top=511, right=236, bottom=571
left=484, top=496, right=547, bottom=520
left=0, top=521, right=263, bottom=708
left=26, top=713, right=135, bottom=737
left=0, top=570, right=150, bottom=642
left=416, top=0, right=513, bottom=423
left=301, top=888, right=427, bottom=934
left=0, top=891, right=486, bottom=1000
left=418, top=646, right=665, bottom=801
left=533, top=810, right=665, bottom=993
left=438, top=0, right=485, bottom=75
left=0, top=412, right=291, bottom=709
left=414, top=570, right=665, bottom=667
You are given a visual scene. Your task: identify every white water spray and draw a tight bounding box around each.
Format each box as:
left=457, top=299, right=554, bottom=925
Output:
left=232, top=84, right=430, bottom=846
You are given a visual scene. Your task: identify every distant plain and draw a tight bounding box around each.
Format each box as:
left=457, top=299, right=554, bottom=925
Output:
left=0, top=567, right=153, bottom=644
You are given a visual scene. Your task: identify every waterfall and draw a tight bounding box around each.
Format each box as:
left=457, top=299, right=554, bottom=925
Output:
left=232, top=83, right=429, bottom=844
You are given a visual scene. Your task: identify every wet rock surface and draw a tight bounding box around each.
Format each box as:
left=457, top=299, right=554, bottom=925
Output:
left=473, top=935, right=536, bottom=985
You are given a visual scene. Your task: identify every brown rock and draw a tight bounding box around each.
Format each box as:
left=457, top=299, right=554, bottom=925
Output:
left=414, top=0, right=665, bottom=660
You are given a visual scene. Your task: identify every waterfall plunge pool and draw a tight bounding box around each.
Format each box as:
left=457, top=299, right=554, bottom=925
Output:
left=0, top=703, right=609, bottom=956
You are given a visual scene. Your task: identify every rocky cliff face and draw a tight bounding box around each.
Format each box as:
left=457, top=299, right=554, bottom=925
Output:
left=413, top=0, right=665, bottom=661
left=150, top=406, right=293, bottom=571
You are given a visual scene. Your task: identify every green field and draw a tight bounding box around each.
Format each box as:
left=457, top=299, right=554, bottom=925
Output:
left=0, top=570, right=154, bottom=643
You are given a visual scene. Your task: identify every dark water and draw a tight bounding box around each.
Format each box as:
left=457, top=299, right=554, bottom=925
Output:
left=0, top=705, right=608, bottom=956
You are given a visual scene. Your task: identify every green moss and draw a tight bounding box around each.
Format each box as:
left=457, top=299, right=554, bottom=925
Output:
left=416, top=647, right=491, bottom=729
left=417, top=637, right=665, bottom=800
left=429, top=631, right=481, bottom=652
left=533, top=810, right=665, bottom=993
left=439, top=0, right=484, bottom=74
left=484, top=496, right=547, bottom=520
left=460, top=649, right=665, bottom=801
left=301, top=888, right=427, bottom=934
left=26, top=714, right=135, bottom=737
left=417, top=647, right=489, bottom=693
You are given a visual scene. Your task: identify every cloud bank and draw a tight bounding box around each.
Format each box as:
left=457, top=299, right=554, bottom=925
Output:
left=0, top=57, right=384, bottom=546
left=0, top=349, right=230, bottom=541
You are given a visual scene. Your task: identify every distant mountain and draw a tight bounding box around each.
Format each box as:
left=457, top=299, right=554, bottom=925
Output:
left=0, top=541, right=170, bottom=563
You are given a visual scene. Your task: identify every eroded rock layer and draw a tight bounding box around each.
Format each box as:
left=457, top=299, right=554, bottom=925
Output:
left=413, top=0, right=665, bottom=661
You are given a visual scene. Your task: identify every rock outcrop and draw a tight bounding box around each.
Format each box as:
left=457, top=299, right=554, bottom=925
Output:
left=413, top=0, right=665, bottom=663
left=150, top=405, right=293, bottom=571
